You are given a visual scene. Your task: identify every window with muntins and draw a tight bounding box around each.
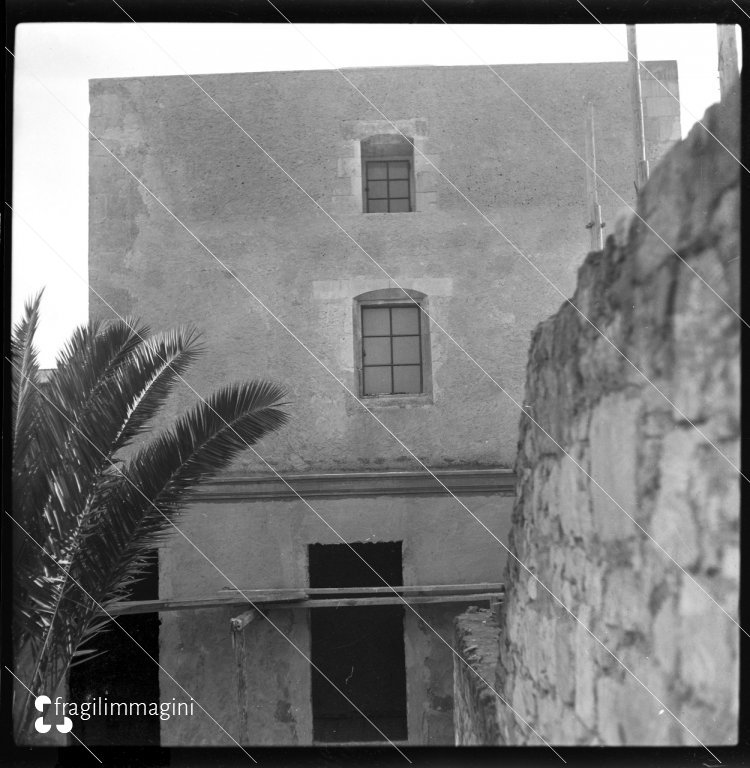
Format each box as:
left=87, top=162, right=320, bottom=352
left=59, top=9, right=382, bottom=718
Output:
left=364, top=161, right=411, bottom=213
left=361, top=305, right=422, bottom=395
left=361, top=134, right=415, bottom=214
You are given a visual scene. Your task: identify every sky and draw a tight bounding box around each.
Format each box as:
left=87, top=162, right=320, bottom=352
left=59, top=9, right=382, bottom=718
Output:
left=12, top=23, right=742, bottom=366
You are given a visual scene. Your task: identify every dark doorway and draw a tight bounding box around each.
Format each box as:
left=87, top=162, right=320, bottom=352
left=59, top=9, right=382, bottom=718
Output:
left=308, top=541, right=408, bottom=744
left=68, top=552, right=161, bottom=746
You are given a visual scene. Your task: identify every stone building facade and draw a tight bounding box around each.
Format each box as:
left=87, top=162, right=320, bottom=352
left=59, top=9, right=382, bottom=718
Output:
left=88, top=61, right=680, bottom=745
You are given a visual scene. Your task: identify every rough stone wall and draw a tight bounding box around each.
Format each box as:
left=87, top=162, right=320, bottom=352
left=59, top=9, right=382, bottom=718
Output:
left=494, top=84, right=739, bottom=745
left=452, top=608, right=500, bottom=745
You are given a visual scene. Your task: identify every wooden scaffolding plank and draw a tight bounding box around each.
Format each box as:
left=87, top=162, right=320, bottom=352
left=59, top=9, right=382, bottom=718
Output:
left=275, top=593, right=500, bottom=609
left=221, top=582, right=505, bottom=597
left=108, top=591, right=306, bottom=616
left=107, top=583, right=505, bottom=616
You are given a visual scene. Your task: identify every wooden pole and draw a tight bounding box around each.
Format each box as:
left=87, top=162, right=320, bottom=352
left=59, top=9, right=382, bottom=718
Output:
left=584, top=99, right=604, bottom=251
left=717, top=25, right=739, bottom=101
left=627, top=25, right=650, bottom=191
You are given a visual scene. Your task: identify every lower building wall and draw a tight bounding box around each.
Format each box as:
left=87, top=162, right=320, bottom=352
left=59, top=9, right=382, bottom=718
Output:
left=158, top=491, right=513, bottom=745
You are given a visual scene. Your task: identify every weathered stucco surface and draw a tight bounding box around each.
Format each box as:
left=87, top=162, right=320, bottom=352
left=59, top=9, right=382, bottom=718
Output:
left=477, top=84, right=739, bottom=746
left=87, top=63, right=681, bottom=746
left=89, top=63, right=678, bottom=473
left=159, top=494, right=512, bottom=745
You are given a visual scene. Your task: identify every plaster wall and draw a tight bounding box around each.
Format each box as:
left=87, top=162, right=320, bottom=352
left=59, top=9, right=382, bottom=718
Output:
left=89, top=63, right=679, bottom=472
left=158, top=492, right=513, bottom=745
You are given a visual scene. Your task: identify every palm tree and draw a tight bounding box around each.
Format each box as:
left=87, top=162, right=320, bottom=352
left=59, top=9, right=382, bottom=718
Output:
left=11, top=294, right=288, bottom=738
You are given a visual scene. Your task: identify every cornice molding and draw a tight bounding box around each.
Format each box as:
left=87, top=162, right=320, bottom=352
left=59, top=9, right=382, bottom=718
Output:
left=192, top=468, right=517, bottom=502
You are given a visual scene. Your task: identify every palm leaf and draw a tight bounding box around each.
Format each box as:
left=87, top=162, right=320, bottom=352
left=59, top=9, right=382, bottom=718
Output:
left=14, top=321, right=204, bottom=658
left=71, top=381, right=287, bottom=615
left=12, top=297, right=288, bottom=734
left=20, top=374, right=287, bottom=700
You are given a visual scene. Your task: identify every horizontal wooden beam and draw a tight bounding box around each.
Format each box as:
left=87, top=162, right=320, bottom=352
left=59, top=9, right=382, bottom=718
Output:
left=108, top=592, right=305, bottom=616
left=191, top=468, right=516, bottom=502
left=107, top=583, right=505, bottom=616
left=221, top=583, right=505, bottom=597
left=274, top=594, right=501, bottom=609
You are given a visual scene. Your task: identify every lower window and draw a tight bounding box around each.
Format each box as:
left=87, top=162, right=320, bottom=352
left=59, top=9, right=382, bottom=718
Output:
left=354, top=289, right=432, bottom=401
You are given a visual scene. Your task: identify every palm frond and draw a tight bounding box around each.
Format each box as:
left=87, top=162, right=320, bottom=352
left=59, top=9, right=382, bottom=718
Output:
left=15, top=323, right=205, bottom=672
left=11, top=293, right=45, bottom=532
left=72, top=381, right=288, bottom=613
left=13, top=298, right=288, bottom=731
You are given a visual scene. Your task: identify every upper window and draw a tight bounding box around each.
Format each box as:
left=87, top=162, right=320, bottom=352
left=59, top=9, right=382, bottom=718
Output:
left=353, top=289, right=433, bottom=403
left=361, top=135, right=414, bottom=214
left=364, top=161, right=411, bottom=213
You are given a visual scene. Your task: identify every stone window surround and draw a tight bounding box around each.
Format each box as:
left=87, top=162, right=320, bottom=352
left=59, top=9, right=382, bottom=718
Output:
left=353, top=288, right=434, bottom=407
left=331, top=119, right=439, bottom=215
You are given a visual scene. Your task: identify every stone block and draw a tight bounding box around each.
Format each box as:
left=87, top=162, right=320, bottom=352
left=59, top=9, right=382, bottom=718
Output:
left=512, top=674, right=538, bottom=725
left=595, top=675, right=623, bottom=744
left=597, top=671, right=672, bottom=745
left=554, top=619, right=576, bottom=704
left=601, top=567, right=649, bottom=631
left=721, top=545, right=739, bottom=582
left=573, top=608, right=596, bottom=724
left=652, top=598, right=678, bottom=676
left=557, top=453, right=593, bottom=540
left=651, top=430, right=702, bottom=570
left=588, top=395, right=640, bottom=542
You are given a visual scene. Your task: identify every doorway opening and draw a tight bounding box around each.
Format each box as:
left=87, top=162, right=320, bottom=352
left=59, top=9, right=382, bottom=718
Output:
left=308, top=541, right=408, bottom=744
